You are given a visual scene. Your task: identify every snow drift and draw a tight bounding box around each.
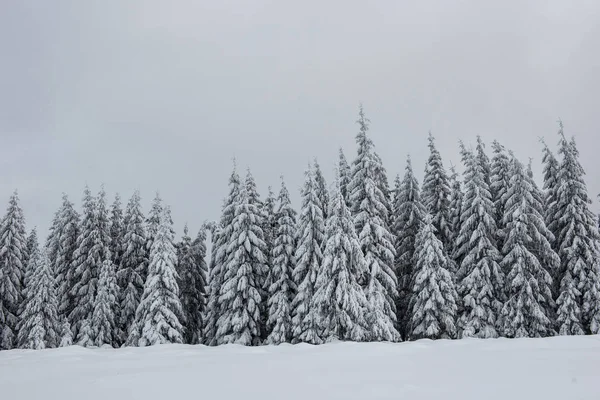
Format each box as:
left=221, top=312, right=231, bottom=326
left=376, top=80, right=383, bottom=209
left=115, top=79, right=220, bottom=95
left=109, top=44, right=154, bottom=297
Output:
left=1, top=336, right=599, bottom=400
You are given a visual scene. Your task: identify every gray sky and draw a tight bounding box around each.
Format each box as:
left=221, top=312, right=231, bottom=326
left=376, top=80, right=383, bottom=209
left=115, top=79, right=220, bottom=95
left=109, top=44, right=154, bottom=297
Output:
left=1, top=0, right=599, bottom=237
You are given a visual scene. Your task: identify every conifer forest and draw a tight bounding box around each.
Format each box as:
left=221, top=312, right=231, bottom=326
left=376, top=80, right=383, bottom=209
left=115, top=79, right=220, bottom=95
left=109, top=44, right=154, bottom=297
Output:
left=2, top=107, right=600, bottom=351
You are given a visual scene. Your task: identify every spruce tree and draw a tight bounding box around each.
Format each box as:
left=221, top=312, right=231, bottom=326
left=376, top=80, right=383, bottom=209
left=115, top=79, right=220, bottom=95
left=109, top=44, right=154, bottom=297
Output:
left=204, top=164, right=241, bottom=345
left=133, top=207, right=183, bottom=346
left=110, top=194, right=125, bottom=269
left=373, top=151, right=393, bottom=229
left=338, top=148, right=352, bottom=207
left=262, top=186, right=277, bottom=292
left=53, top=194, right=80, bottom=318
left=59, top=319, right=73, bottom=347
left=0, top=190, right=27, bottom=349
left=70, top=186, right=112, bottom=342
left=177, top=225, right=207, bottom=344
left=500, top=158, right=555, bottom=338
left=91, top=259, right=119, bottom=347
left=455, top=145, right=504, bottom=338
left=490, top=141, right=511, bottom=254
left=392, top=157, right=426, bottom=339
left=23, top=228, right=38, bottom=277
left=409, top=214, right=458, bottom=340
left=118, top=190, right=147, bottom=344
left=447, top=166, right=463, bottom=270
left=541, top=141, right=561, bottom=255
left=476, top=135, right=491, bottom=187
left=190, top=227, right=209, bottom=343
left=266, top=178, right=297, bottom=344
left=145, top=193, right=163, bottom=264
left=421, top=132, right=452, bottom=249
left=17, top=248, right=60, bottom=349
left=291, top=165, right=325, bottom=343
left=311, top=170, right=369, bottom=342
left=313, top=159, right=329, bottom=220
left=216, top=181, right=267, bottom=346
left=554, top=125, right=600, bottom=334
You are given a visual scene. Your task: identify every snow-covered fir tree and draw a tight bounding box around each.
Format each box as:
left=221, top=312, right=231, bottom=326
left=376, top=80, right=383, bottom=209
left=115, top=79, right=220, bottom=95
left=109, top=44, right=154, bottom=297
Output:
left=476, top=135, right=492, bottom=187
left=313, top=159, right=329, bottom=220
left=541, top=141, right=561, bottom=257
left=23, top=228, right=38, bottom=277
left=421, top=132, right=452, bottom=249
left=311, top=170, right=369, bottom=342
left=373, top=151, right=394, bottom=229
left=190, top=227, right=209, bottom=343
left=133, top=207, right=184, bottom=346
left=110, top=194, right=125, bottom=269
left=338, top=148, right=352, bottom=207
left=216, top=181, right=267, bottom=346
left=261, top=186, right=277, bottom=292
left=17, top=247, right=60, bottom=350
left=91, top=259, right=119, bottom=347
left=500, top=157, right=555, bottom=338
left=291, top=165, right=326, bottom=344
left=392, top=157, right=426, bottom=339
left=203, top=164, right=241, bottom=346
left=0, top=190, right=27, bottom=349
left=145, top=193, right=163, bottom=262
left=490, top=141, right=511, bottom=254
left=347, top=106, right=398, bottom=341
left=177, top=225, right=207, bottom=344
left=553, top=125, right=600, bottom=334
left=266, top=178, right=297, bottom=345
left=455, top=145, right=504, bottom=338
left=118, top=190, right=147, bottom=344
left=52, top=194, right=80, bottom=318
left=409, top=214, right=458, bottom=340
left=447, top=166, right=463, bottom=269
left=69, top=186, right=112, bottom=342
left=59, top=319, right=73, bottom=347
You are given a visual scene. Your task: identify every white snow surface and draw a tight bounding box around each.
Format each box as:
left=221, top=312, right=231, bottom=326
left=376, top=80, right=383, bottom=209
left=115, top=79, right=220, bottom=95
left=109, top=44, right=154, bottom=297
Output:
left=1, top=336, right=600, bottom=400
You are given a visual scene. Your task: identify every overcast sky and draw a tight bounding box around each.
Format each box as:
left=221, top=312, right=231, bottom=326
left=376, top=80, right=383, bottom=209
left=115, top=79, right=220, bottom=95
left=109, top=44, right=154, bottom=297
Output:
left=1, top=0, right=599, bottom=237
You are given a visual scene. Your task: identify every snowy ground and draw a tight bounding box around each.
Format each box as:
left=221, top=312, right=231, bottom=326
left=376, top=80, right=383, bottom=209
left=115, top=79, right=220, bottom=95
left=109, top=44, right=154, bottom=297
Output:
left=1, top=336, right=599, bottom=400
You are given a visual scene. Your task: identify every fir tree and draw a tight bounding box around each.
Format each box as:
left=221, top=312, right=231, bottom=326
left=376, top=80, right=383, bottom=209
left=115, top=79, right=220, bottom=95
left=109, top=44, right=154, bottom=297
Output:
left=490, top=141, right=511, bottom=254
left=145, top=193, right=163, bottom=265
left=541, top=141, right=561, bottom=256
left=554, top=125, right=600, bottom=334
left=392, top=157, right=426, bottom=339
left=59, top=319, right=73, bottom=347
left=347, top=108, right=398, bottom=341
left=266, top=178, right=297, bottom=344
left=455, top=145, right=504, bottom=338
left=0, top=190, right=27, bottom=349
left=204, top=164, right=241, bottom=345
left=476, top=135, right=491, bottom=187
left=23, top=228, right=38, bottom=277
left=17, top=248, right=60, bottom=350
left=53, top=195, right=80, bottom=318
left=134, top=207, right=184, bottom=346
left=291, top=165, right=325, bottom=344
left=119, top=190, right=147, bottom=344
left=311, top=170, right=369, bottom=342
left=216, top=181, right=267, bottom=346
left=500, top=158, right=555, bottom=338
left=313, top=159, right=329, bottom=220
left=447, top=166, right=463, bottom=270
left=338, top=148, right=352, bottom=207
left=110, top=194, right=125, bottom=269
left=421, top=132, right=452, bottom=249
left=69, top=186, right=112, bottom=342
left=409, top=214, right=458, bottom=340
left=91, top=259, right=119, bottom=347
left=262, top=186, right=277, bottom=291
left=190, top=227, right=209, bottom=343
left=177, top=225, right=207, bottom=344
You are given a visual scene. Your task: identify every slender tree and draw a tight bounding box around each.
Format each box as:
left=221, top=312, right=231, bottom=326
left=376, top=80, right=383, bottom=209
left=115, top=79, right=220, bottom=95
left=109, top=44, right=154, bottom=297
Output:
left=447, top=166, right=463, bottom=273
left=500, top=157, right=555, bottom=338
left=17, top=248, right=60, bottom=349
left=422, top=132, right=452, bottom=249
left=216, top=181, right=267, bottom=345
left=311, top=170, right=369, bottom=342
left=110, top=194, right=125, bottom=269
left=456, top=145, right=504, bottom=338
left=0, top=191, right=27, bottom=349
left=409, top=214, right=458, bottom=340
left=490, top=141, right=511, bottom=254
left=392, top=157, right=426, bottom=339
left=266, top=178, right=297, bottom=344
left=145, top=193, right=163, bottom=266
left=338, top=148, right=352, bottom=207
left=134, top=207, right=184, bottom=346
left=91, top=259, right=119, bottom=347
left=119, top=190, right=147, bottom=344
left=291, top=165, right=325, bottom=343
left=313, top=159, right=329, bottom=220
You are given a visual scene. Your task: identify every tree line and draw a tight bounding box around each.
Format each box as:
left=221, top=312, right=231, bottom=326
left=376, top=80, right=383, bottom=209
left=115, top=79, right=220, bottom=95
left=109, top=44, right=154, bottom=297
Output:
left=1, top=108, right=599, bottom=350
